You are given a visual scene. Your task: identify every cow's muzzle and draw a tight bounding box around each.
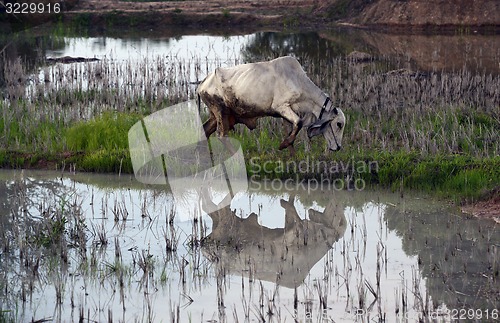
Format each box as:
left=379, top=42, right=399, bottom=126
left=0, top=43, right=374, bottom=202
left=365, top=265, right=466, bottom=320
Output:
left=330, top=146, right=341, bottom=152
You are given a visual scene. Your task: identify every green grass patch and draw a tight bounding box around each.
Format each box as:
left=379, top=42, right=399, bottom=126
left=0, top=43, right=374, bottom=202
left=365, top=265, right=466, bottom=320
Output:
left=78, top=149, right=132, bottom=173
left=66, top=112, right=142, bottom=152
left=64, top=112, right=140, bottom=172
left=243, top=146, right=499, bottom=203
left=375, top=152, right=499, bottom=202
left=0, top=110, right=497, bottom=202
left=0, top=112, right=139, bottom=172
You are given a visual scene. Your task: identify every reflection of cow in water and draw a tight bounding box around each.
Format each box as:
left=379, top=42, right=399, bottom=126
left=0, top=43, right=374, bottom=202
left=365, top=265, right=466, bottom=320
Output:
left=201, top=193, right=347, bottom=288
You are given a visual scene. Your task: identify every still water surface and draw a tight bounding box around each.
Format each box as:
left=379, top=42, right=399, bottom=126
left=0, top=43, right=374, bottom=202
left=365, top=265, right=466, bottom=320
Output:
left=49, top=30, right=500, bottom=73
left=0, top=169, right=497, bottom=322
left=46, top=34, right=252, bottom=62
left=4, top=28, right=500, bottom=74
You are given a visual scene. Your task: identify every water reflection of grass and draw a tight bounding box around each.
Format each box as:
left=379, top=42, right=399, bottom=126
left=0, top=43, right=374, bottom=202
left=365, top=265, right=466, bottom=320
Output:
left=0, top=55, right=498, bottom=201
left=0, top=171, right=497, bottom=321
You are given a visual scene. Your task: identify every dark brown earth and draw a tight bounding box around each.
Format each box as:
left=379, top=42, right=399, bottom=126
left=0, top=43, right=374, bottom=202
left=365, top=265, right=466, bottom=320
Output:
left=63, top=0, right=499, bottom=31
left=462, top=188, right=500, bottom=223
left=5, top=0, right=499, bottom=31
left=62, top=0, right=323, bottom=31
left=352, top=0, right=500, bottom=30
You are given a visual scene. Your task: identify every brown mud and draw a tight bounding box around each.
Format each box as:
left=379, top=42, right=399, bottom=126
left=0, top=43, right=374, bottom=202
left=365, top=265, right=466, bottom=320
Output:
left=462, top=188, right=500, bottom=223
left=62, top=0, right=500, bottom=32
left=4, top=0, right=499, bottom=33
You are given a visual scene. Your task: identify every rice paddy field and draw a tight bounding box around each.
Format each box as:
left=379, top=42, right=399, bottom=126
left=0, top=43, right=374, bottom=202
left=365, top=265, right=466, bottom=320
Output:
left=0, top=26, right=499, bottom=322
left=1, top=30, right=499, bottom=201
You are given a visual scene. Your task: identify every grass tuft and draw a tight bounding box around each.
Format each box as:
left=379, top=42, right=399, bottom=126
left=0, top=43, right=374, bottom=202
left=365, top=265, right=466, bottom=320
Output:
left=66, top=112, right=142, bottom=152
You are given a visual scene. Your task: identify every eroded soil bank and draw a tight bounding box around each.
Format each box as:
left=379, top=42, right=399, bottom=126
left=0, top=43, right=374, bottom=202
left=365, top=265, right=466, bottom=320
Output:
left=350, top=0, right=500, bottom=31
left=462, top=188, right=500, bottom=223
left=64, top=0, right=500, bottom=32
left=3, top=0, right=500, bottom=32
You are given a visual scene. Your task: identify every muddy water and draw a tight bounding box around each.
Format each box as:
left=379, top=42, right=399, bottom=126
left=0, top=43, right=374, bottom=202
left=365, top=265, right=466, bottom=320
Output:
left=0, top=169, right=497, bottom=322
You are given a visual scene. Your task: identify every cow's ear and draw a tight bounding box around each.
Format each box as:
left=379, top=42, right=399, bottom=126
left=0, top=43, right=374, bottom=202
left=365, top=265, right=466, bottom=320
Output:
left=307, top=119, right=331, bottom=138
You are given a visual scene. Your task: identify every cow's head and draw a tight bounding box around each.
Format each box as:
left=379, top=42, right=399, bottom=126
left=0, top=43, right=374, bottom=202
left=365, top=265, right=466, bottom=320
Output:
left=307, top=107, right=345, bottom=151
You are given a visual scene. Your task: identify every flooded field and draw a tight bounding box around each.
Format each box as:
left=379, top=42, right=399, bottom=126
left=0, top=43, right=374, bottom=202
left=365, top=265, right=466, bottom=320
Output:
left=0, top=169, right=497, bottom=322
left=1, top=24, right=499, bottom=322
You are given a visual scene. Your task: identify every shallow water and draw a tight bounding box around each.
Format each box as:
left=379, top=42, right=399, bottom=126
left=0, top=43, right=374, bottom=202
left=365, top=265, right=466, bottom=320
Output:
left=3, top=28, right=500, bottom=74
left=0, top=169, right=497, bottom=322
left=46, top=34, right=252, bottom=63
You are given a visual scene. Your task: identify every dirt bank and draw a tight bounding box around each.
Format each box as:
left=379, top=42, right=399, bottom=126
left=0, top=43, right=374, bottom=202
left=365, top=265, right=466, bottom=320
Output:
left=61, top=0, right=323, bottom=31
left=3, top=0, right=500, bottom=32
left=63, top=0, right=499, bottom=31
left=351, top=0, right=500, bottom=31
left=462, top=188, right=500, bottom=223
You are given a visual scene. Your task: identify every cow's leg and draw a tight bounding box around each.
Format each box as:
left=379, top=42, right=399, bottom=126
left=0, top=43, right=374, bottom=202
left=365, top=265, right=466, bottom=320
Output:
left=228, top=114, right=237, bottom=131
left=220, top=113, right=241, bottom=155
left=204, top=105, right=234, bottom=137
left=277, top=106, right=302, bottom=150
left=207, top=107, right=239, bottom=156
left=281, top=119, right=297, bottom=156
left=238, top=117, right=258, bottom=130
left=207, top=105, right=227, bottom=137
left=219, top=113, right=231, bottom=137
left=201, top=108, right=227, bottom=158
left=198, top=111, right=215, bottom=160
left=203, top=112, right=217, bottom=138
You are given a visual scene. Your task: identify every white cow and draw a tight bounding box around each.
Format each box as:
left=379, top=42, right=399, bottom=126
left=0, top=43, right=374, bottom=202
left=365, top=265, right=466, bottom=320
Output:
left=197, top=56, right=345, bottom=151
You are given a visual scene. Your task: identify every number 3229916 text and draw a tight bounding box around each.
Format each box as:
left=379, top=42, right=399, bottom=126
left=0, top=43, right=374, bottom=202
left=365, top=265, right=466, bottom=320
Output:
left=5, top=2, right=61, bottom=14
